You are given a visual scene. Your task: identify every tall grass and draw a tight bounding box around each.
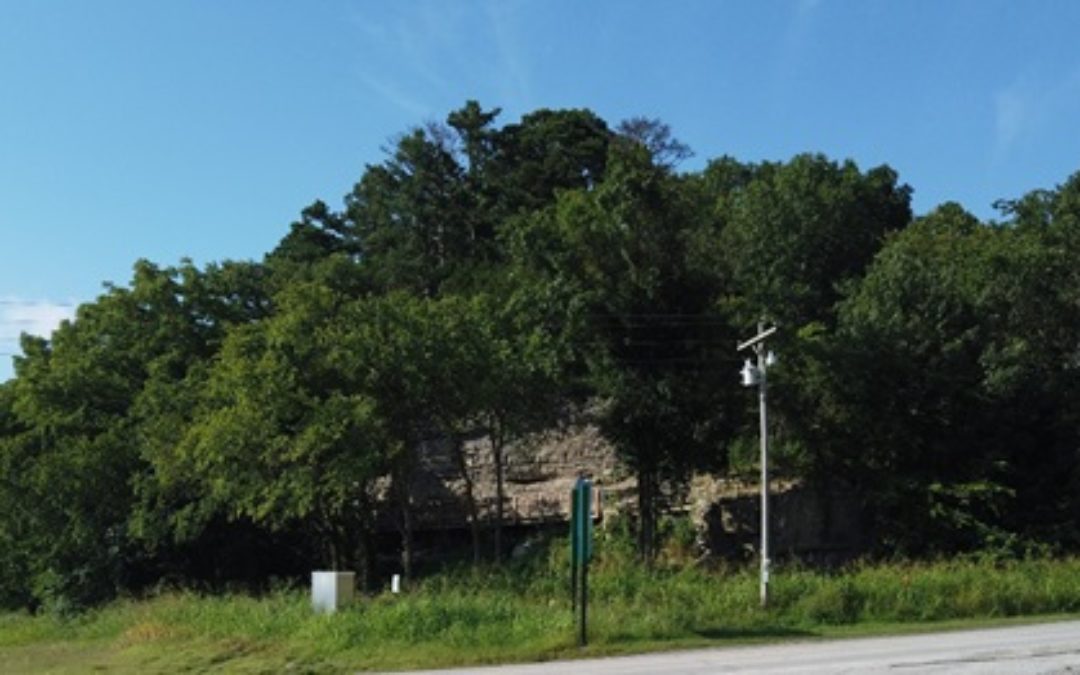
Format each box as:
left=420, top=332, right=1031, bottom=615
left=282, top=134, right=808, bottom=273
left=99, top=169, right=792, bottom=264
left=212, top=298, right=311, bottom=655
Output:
left=4, top=541, right=1080, bottom=672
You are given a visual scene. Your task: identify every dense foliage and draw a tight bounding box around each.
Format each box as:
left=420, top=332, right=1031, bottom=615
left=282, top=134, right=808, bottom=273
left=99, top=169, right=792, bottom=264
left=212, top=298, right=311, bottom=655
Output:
left=2, top=102, right=1079, bottom=610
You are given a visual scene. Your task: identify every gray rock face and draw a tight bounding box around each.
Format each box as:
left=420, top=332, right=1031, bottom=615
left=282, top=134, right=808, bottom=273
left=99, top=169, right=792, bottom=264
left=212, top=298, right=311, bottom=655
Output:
left=690, top=475, right=867, bottom=562
left=400, top=419, right=633, bottom=531
left=388, top=418, right=867, bottom=561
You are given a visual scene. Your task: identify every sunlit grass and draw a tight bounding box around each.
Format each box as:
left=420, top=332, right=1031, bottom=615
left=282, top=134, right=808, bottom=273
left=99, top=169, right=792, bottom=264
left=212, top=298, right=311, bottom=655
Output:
left=4, top=547, right=1080, bottom=672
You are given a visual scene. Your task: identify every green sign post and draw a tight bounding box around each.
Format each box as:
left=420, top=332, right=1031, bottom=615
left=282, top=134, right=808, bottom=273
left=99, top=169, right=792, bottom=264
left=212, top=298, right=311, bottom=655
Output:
left=570, top=477, right=593, bottom=647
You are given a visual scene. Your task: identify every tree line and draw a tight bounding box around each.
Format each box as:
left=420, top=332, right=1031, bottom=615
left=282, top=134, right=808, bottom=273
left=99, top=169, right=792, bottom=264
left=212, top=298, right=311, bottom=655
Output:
left=2, top=102, right=1078, bottom=611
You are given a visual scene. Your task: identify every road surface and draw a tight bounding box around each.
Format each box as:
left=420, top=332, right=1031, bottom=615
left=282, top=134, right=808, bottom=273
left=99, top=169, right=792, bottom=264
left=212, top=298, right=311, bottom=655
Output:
left=395, top=620, right=1080, bottom=674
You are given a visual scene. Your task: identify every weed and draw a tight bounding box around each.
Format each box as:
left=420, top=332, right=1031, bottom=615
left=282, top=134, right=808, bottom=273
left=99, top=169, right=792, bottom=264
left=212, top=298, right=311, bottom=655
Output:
left=4, top=553, right=1080, bottom=672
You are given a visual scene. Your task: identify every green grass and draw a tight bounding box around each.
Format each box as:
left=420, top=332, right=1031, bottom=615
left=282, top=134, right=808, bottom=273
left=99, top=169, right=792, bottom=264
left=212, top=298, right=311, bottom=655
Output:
left=4, top=551, right=1080, bottom=673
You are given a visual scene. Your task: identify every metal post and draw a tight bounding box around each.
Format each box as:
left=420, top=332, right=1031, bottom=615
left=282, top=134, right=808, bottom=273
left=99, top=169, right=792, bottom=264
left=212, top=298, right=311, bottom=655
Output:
left=578, top=561, right=588, bottom=647
left=758, top=331, right=770, bottom=609
left=570, top=486, right=577, bottom=612
left=570, top=478, right=591, bottom=646
left=737, top=322, right=776, bottom=610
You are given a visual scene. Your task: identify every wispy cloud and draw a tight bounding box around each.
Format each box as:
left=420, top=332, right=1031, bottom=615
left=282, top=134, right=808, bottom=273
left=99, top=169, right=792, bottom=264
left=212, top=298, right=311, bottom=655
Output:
left=357, top=71, right=431, bottom=119
left=347, top=3, right=466, bottom=118
left=0, top=298, right=77, bottom=380
left=345, top=1, right=535, bottom=119
left=993, top=68, right=1080, bottom=162
left=0, top=298, right=77, bottom=351
left=485, top=1, right=534, bottom=107
left=994, top=85, right=1028, bottom=156
left=769, top=0, right=822, bottom=108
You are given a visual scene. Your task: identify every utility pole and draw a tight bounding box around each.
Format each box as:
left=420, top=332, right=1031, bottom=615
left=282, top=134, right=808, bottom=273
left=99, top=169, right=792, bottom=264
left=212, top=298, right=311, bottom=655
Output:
left=738, top=322, right=777, bottom=609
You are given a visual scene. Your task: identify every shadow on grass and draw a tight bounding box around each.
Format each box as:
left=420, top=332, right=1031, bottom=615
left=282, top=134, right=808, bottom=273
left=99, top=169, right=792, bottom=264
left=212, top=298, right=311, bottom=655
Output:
left=598, top=625, right=816, bottom=651
left=691, top=626, right=817, bottom=641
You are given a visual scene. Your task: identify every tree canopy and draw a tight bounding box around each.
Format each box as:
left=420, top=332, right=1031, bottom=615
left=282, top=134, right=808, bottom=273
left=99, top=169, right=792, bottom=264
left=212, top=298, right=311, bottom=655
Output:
left=3, top=102, right=1080, bottom=608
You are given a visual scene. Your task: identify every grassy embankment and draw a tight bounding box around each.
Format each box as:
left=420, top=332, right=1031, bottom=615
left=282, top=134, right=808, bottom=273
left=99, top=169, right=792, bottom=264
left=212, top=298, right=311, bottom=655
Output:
left=3, top=543, right=1080, bottom=673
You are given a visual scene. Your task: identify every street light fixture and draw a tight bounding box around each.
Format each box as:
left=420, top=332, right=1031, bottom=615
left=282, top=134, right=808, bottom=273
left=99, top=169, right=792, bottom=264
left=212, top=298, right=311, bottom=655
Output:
left=737, top=322, right=777, bottom=609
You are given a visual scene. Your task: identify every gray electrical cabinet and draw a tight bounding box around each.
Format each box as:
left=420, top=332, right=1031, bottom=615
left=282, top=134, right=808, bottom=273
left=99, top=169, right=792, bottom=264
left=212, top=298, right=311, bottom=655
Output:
left=311, top=571, right=355, bottom=613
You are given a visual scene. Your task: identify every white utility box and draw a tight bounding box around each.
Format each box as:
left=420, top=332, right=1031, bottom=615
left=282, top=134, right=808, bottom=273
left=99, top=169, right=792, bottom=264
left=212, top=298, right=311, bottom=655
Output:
left=311, top=571, right=355, bottom=613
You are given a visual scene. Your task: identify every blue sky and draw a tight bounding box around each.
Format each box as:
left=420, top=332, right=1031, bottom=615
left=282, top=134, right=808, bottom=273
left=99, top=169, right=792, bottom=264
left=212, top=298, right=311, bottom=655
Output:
left=2, top=0, right=1080, bottom=380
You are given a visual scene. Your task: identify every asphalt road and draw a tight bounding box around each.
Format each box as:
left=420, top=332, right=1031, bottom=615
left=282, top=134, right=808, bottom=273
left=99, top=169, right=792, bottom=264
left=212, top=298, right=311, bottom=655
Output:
left=395, top=620, right=1080, bottom=674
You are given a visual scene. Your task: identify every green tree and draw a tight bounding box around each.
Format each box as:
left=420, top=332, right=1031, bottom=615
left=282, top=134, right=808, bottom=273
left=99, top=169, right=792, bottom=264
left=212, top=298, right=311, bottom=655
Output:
left=809, top=196, right=1080, bottom=553
left=339, top=104, right=615, bottom=299
left=465, top=287, right=567, bottom=562
left=0, top=381, right=35, bottom=608
left=268, top=200, right=360, bottom=269
left=125, top=259, right=287, bottom=583
left=510, top=140, right=738, bottom=561
left=487, top=107, right=612, bottom=217
left=345, top=127, right=480, bottom=297
left=720, top=154, right=912, bottom=331
left=714, top=154, right=912, bottom=487
left=332, top=293, right=504, bottom=575
left=0, top=261, right=226, bottom=608
left=170, top=272, right=391, bottom=586
left=0, top=258, right=284, bottom=609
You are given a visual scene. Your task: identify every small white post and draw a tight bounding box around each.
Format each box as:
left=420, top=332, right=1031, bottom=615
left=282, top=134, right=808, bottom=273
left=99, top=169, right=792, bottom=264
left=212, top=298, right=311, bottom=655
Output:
left=391, top=574, right=401, bottom=594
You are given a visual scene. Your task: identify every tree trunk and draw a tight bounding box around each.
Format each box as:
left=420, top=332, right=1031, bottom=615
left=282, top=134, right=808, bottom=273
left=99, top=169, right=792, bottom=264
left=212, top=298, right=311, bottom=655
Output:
left=355, top=525, right=375, bottom=594
left=351, top=491, right=375, bottom=594
left=316, top=506, right=347, bottom=570
left=493, top=434, right=506, bottom=564
left=325, top=533, right=339, bottom=571
left=450, top=437, right=483, bottom=565
left=638, top=465, right=656, bottom=565
left=329, top=530, right=343, bottom=571
left=393, top=464, right=415, bottom=586
left=401, top=491, right=414, bottom=585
